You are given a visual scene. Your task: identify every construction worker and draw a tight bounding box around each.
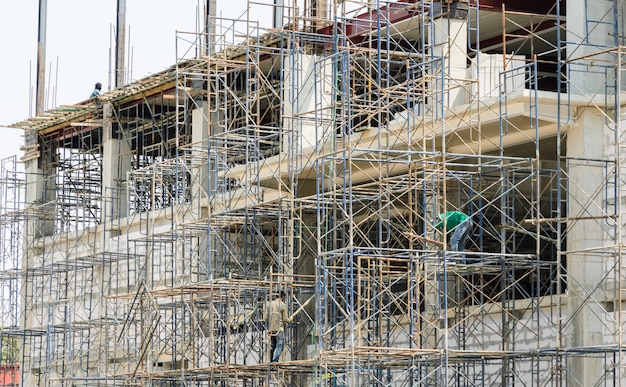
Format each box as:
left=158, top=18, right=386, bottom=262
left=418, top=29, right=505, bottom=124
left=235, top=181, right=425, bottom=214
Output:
left=433, top=210, right=473, bottom=259
left=263, top=290, right=291, bottom=363
left=90, top=82, right=102, bottom=98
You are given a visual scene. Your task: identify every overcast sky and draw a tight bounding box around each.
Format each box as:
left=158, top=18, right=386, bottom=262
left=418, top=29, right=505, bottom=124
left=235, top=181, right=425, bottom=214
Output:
left=0, top=0, right=268, bottom=162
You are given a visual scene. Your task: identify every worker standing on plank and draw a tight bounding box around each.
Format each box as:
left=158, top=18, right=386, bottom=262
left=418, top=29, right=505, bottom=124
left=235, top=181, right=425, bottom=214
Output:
left=263, top=290, right=291, bottom=363
left=433, top=210, right=473, bottom=260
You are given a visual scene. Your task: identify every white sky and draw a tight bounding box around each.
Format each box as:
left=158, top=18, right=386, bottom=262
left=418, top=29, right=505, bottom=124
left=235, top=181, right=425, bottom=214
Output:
left=0, top=0, right=272, bottom=161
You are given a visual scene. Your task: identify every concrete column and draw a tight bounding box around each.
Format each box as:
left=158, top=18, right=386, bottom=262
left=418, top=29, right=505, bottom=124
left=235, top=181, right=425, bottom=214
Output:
left=310, top=0, right=328, bottom=30
left=206, top=0, right=216, bottom=55
left=282, top=52, right=333, bottom=151
left=191, top=103, right=211, bottom=288
left=194, top=103, right=221, bottom=280
left=22, top=131, right=56, bottom=387
left=102, top=102, right=131, bottom=222
left=432, top=3, right=468, bottom=108
left=273, top=0, right=283, bottom=29
left=565, top=0, right=621, bottom=384
left=566, top=0, right=618, bottom=95
left=25, top=136, right=56, bottom=238
left=115, top=0, right=126, bottom=88
left=566, top=107, right=611, bottom=385
left=23, top=134, right=55, bottom=249
left=35, top=0, right=47, bottom=115
left=192, top=104, right=210, bottom=211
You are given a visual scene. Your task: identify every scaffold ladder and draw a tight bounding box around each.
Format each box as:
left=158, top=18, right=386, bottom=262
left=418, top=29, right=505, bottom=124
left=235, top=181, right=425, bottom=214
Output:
left=583, top=0, right=618, bottom=47
left=175, top=72, right=188, bottom=145
left=467, top=0, right=479, bottom=56
left=528, top=62, right=538, bottom=130
left=286, top=43, right=303, bottom=175
left=214, top=71, right=229, bottom=134
left=421, top=0, right=435, bottom=58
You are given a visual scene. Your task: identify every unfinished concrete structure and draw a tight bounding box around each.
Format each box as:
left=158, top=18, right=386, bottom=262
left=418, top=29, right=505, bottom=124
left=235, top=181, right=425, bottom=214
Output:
left=2, top=0, right=626, bottom=385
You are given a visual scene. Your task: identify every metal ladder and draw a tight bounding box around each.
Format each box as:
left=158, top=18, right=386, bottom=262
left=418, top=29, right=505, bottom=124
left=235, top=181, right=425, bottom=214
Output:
left=420, top=0, right=435, bottom=59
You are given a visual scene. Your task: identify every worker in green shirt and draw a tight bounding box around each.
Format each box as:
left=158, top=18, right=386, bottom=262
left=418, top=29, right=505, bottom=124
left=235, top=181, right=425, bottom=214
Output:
left=433, top=210, right=473, bottom=257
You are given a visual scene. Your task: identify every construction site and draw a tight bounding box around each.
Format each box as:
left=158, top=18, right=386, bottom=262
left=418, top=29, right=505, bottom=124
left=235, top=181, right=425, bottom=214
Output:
left=1, top=0, right=626, bottom=385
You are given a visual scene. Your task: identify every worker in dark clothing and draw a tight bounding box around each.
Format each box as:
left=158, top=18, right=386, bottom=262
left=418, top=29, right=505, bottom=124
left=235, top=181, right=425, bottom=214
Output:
left=90, top=82, right=102, bottom=98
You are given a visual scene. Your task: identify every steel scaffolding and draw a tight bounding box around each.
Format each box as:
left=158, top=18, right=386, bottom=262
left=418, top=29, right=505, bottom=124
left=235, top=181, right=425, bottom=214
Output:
left=2, top=0, right=626, bottom=385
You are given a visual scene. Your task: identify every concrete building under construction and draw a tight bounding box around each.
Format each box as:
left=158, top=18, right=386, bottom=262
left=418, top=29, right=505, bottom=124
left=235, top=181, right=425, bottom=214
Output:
left=2, top=0, right=626, bottom=385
